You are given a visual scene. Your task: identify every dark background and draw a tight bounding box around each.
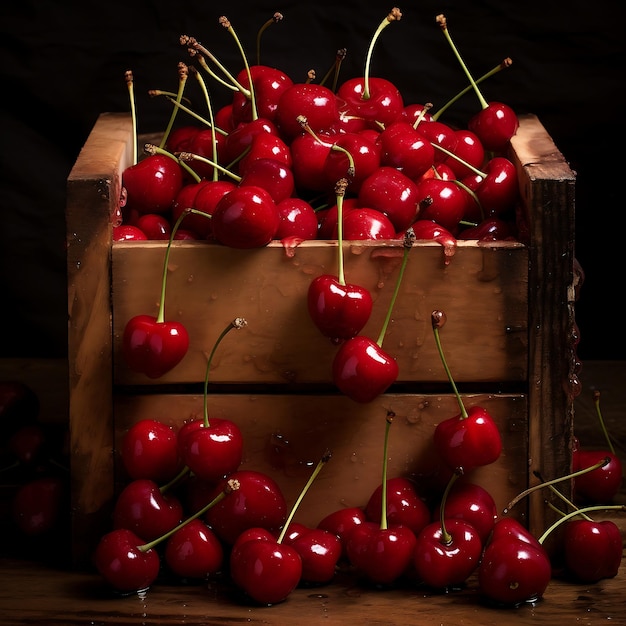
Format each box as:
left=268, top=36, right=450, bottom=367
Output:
left=0, top=0, right=624, bottom=363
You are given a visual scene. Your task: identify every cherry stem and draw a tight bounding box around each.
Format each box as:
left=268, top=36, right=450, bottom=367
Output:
left=180, top=35, right=248, bottom=97
left=145, top=143, right=201, bottom=183
left=428, top=141, right=487, bottom=178
left=432, top=58, right=512, bottom=121
left=220, top=15, right=258, bottom=120
left=537, top=503, right=626, bottom=545
left=363, top=8, right=402, bottom=100
left=431, top=310, right=468, bottom=419
left=379, top=411, right=395, bottom=531
left=159, top=464, right=191, bottom=495
left=376, top=229, right=414, bottom=347
left=335, top=178, right=349, bottom=286
left=256, top=12, right=283, bottom=66
left=436, top=14, right=489, bottom=111
left=276, top=450, right=332, bottom=544
left=159, top=62, right=188, bottom=150
left=189, top=66, right=220, bottom=182
left=164, top=97, right=228, bottom=137
left=502, top=456, right=611, bottom=514
left=124, top=70, right=138, bottom=166
left=178, top=151, right=240, bottom=183
left=319, top=48, right=347, bottom=92
left=438, top=470, right=461, bottom=545
left=138, top=478, right=241, bottom=552
left=202, top=318, right=248, bottom=429
left=593, top=390, right=616, bottom=455
left=534, top=469, right=593, bottom=521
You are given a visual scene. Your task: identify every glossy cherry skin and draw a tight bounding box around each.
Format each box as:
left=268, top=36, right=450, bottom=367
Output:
left=220, top=117, right=279, bottom=166
left=275, top=82, right=340, bottom=141
left=239, top=157, right=295, bottom=204
left=135, top=213, right=171, bottom=240
left=468, top=102, right=519, bottom=153
left=416, top=120, right=458, bottom=164
left=211, top=185, right=280, bottom=249
left=415, top=177, right=468, bottom=234
left=563, top=519, right=622, bottom=583
left=358, top=166, right=421, bottom=232
left=164, top=518, right=224, bottom=581
left=122, top=154, right=184, bottom=215
left=413, top=518, right=483, bottom=589
left=462, top=156, right=519, bottom=217
left=112, top=224, right=148, bottom=241
left=193, top=180, right=238, bottom=240
left=93, top=528, right=160, bottom=594
left=458, top=217, right=517, bottom=242
left=332, top=336, right=399, bottom=403
left=435, top=481, right=498, bottom=545
left=478, top=535, right=551, bottom=606
left=289, top=131, right=333, bottom=193
left=204, top=470, right=287, bottom=546
left=336, top=76, right=404, bottom=127
left=122, top=314, right=189, bottom=379
left=238, top=132, right=293, bottom=173
left=230, top=65, right=294, bottom=125
left=364, top=477, right=431, bottom=536
left=230, top=527, right=302, bottom=605
left=323, top=132, right=381, bottom=194
left=112, top=478, right=183, bottom=542
left=406, top=219, right=457, bottom=265
left=307, top=275, right=373, bottom=342
left=316, top=506, right=366, bottom=560
left=121, top=418, right=182, bottom=483
left=433, top=405, right=502, bottom=472
left=284, top=526, right=343, bottom=585
left=346, top=521, right=416, bottom=585
left=275, top=197, right=319, bottom=241
left=170, top=180, right=220, bottom=239
left=337, top=207, right=397, bottom=241
left=177, top=417, right=243, bottom=483
left=377, top=122, right=435, bottom=181
left=572, top=448, right=623, bottom=503
left=446, top=129, right=485, bottom=178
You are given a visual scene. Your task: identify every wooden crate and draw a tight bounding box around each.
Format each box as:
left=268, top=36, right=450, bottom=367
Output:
left=66, top=112, right=576, bottom=567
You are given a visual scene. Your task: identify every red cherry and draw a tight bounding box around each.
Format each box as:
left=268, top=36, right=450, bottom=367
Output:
left=563, top=519, right=623, bottom=583
left=211, top=185, right=280, bottom=248
left=478, top=535, right=551, bottom=606
left=406, top=219, right=457, bottom=265
left=316, top=506, right=366, bottom=559
left=416, top=120, right=458, bottom=163
left=165, top=125, right=200, bottom=153
left=186, top=128, right=227, bottom=179
left=332, top=336, right=399, bottom=403
left=204, top=470, right=287, bottom=546
left=289, top=131, right=333, bottom=193
left=177, top=416, right=243, bottom=483
left=238, top=157, right=295, bottom=204
left=572, top=449, right=623, bottom=503
left=397, top=102, right=435, bottom=125
left=468, top=102, right=519, bottom=152
left=11, top=475, right=66, bottom=537
left=237, top=132, right=293, bottom=173
left=93, top=528, right=160, bottom=594
left=122, top=314, right=189, bottom=379
left=112, top=478, right=183, bottom=542
left=7, top=423, right=47, bottom=465
left=337, top=207, right=397, bottom=240
left=462, top=156, right=518, bottom=217
left=364, top=477, right=431, bottom=536
left=336, top=76, right=404, bottom=127
left=377, top=121, right=435, bottom=180
left=433, top=405, right=502, bottom=472
left=164, top=518, right=224, bottom=581
left=122, top=153, right=184, bottom=215
left=284, top=526, right=343, bottom=585
left=346, top=521, right=416, bottom=585
left=458, top=217, right=517, bottom=242
left=112, top=224, right=148, bottom=241
left=413, top=518, right=483, bottom=589
left=316, top=197, right=360, bottom=239
left=221, top=117, right=279, bottom=165
left=135, top=213, right=171, bottom=240
left=275, top=197, right=319, bottom=241
left=193, top=180, right=238, bottom=240
left=120, top=418, right=182, bottom=483
left=229, top=528, right=302, bottom=605
left=230, top=65, right=294, bottom=125
left=415, top=177, right=468, bottom=234
left=307, top=275, right=373, bottom=342
left=357, top=166, right=421, bottom=233
left=275, top=82, right=340, bottom=141
left=446, top=129, right=485, bottom=178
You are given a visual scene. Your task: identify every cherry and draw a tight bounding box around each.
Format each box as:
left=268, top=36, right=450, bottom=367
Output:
left=289, top=130, right=333, bottom=193
left=165, top=125, right=200, bottom=153
left=275, top=197, right=319, bottom=241
left=416, top=120, right=458, bottom=164
left=238, top=157, right=295, bottom=204
left=211, top=184, right=280, bottom=248
left=345, top=413, right=416, bottom=585
left=562, top=518, right=623, bottom=583
left=572, top=449, right=623, bottom=503
left=237, top=131, right=293, bottom=173
left=284, top=526, right=343, bottom=585
left=406, top=219, right=457, bottom=265
left=377, top=121, right=435, bottom=181
left=120, top=418, right=182, bottom=483
left=122, top=153, right=184, bottom=215
left=458, top=217, right=516, bottom=242
left=112, top=224, right=147, bottom=241
left=7, top=423, right=47, bottom=466
left=316, top=506, right=366, bottom=560
left=112, top=478, right=184, bottom=542
left=220, top=117, right=279, bottom=166
left=192, top=179, right=238, bottom=240
left=164, top=518, right=224, bottom=581
left=275, top=82, right=340, bottom=141
left=430, top=310, right=502, bottom=472
left=11, top=475, right=67, bottom=537
left=135, top=213, right=171, bottom=240
left=364, top=476, right=431, bottom=536
left=170, top=180, right=215, bottom=238
left=446, top=129, right=485, bottom=178
left=186, top=128, right=226, bottom=179
left=357, top=166, right=421, bottom=233
left=339, top=207, right=397, bottom=240
left=204, top=469, right=287, bottom=546
left=177, top=319, right=246, bottom=483
left=415, top=177, right=469, bottom=234
left=462, top=156, right=519, bottom=217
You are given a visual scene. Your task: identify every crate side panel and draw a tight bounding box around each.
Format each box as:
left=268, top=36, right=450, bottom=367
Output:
left=111, top=241, right=528, bottom=386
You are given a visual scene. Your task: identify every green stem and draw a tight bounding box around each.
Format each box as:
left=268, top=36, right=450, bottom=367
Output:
left=379, top=411, right=394, bottom=531
left=431, top=310, right=467, bottom=418
left=144, top=143, right=201, bottom=184
left=125, top=70, right=137, bottom=166
left=159, top=63, right=188, bottom=149
left=202, top=318, right=247, bottom=429
left=335, top=179, right=348, bottom=286
left=375, top=230, right=414, bottom=347
left=438, top=471, right=461, bottom=544
left=593, top=391, right=616, bottom=455
left=189, top=66, right=220, bottom=182
left=256, top=12, right=283, bottom=66
left=363, top=8, right=402, bottom=100
left=276, top=451, right=332, bottom=544
left=165, top=97, right=228, bottom=137
left=537, top=504, right=626, bottom=545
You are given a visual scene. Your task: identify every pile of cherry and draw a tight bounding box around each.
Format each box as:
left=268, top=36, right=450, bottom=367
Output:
left=98, top=8, right=624, bottom=610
